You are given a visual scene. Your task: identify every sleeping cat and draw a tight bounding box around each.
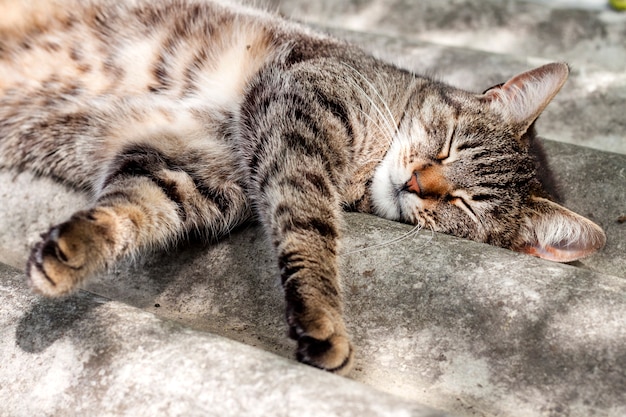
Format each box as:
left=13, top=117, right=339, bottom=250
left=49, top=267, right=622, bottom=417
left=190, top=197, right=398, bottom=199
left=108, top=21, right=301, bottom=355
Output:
left=0, top=0, right=605, bottom=374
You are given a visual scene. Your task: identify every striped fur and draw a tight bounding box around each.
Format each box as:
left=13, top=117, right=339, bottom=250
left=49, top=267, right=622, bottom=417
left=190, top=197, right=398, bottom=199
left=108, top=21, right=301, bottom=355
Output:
left=0, top=0, right=605, bottom=374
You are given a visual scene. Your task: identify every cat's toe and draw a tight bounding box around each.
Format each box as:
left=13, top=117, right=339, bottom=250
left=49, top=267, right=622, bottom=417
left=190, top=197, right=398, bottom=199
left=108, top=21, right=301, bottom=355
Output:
left=27, top=235, right=80, bottom=297
left=296, top=333, right=354, bottom=375
left=287, top=306, right=354, bottom=374
left=26, top=212, right=104, bottom=297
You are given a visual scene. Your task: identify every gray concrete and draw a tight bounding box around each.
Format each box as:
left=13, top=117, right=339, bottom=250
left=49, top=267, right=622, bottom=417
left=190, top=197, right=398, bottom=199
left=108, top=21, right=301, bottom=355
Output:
left=1, top=1, right=626, bottom=416
left=268, top=0, right=626, bottom=72
left=0, top=263, right=449, bottom=417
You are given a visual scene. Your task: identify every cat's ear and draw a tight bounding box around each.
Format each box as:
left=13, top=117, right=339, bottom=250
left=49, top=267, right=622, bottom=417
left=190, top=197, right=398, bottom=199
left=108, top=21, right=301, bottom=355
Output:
left=482, top=63, right=569, bottom=133
left=515, top=196, right=606, bottom=262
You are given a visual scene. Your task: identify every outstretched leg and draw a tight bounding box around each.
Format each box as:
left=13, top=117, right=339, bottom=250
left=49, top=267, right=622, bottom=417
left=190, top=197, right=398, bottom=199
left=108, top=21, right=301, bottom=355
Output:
left=253, top=164, right=354, bottom=374
left=27, top=139, right=249, bottom=296
left=240, top=68, right=356, bottom=374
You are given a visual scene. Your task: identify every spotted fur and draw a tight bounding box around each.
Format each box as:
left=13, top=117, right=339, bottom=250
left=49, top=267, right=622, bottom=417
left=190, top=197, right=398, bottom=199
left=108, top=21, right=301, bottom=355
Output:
left=0, top=0, right=605, bottom=374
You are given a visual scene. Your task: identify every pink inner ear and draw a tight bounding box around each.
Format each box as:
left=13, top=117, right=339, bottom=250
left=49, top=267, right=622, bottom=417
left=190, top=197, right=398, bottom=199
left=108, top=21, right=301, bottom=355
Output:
left=483, top=63, right=569, bottom=129
left=516, top=196, right=607, bottom=263
left=518, top=244, right=597, bottom=263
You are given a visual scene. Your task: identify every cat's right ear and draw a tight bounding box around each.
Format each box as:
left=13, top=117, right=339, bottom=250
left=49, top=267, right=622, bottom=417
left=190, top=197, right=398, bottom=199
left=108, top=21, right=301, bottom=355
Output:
left=515, top=197, right=606, bottom=262
left=481, top=63, right=569, bottom=134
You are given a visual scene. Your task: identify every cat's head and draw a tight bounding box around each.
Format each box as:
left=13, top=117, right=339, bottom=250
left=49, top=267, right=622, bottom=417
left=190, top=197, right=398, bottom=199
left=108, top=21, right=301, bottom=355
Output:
left=371, top=63, right=606, bottom=262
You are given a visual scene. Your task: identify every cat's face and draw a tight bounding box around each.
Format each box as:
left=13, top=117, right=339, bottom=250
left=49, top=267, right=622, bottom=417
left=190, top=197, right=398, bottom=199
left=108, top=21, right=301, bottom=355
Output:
left=371, top=63, right=606, bottom=262
left=372, top=93, right=528, bottom=244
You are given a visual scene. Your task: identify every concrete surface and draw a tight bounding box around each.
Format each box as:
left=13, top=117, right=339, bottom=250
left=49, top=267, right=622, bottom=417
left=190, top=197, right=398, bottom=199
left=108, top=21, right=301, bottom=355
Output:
left=269, top=0, right=626, bottom=72
left=0, top=263, right=449, bottom=417
left=1, top=0, right=625, bottom=416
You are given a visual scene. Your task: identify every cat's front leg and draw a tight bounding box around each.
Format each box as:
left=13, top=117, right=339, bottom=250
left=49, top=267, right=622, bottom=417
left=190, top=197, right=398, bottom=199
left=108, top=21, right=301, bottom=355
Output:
left=240, top=74, right=355, bottom=373
left=278, top=222, right=353, bottom=373
left=266, top=186, right=354, bottom=374
left=246, top=138, right=353, bottom=373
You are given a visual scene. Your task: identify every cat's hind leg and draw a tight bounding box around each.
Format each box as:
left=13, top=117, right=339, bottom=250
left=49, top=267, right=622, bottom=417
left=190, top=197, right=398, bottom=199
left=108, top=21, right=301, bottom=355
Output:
left=27, top=140, right=249, bottom=297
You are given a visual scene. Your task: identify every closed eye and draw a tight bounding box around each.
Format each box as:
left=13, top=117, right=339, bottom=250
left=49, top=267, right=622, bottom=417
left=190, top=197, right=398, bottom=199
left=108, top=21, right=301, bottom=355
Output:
left=449, top=195, right=479, bottom=222
left=436, top=125, right=456, bottom=162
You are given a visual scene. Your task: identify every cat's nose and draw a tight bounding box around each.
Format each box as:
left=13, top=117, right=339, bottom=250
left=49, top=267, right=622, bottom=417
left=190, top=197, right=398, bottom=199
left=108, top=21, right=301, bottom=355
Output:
left=405, top=172, right=422, bottom=195
left=405, top=164, right=451, bottom=198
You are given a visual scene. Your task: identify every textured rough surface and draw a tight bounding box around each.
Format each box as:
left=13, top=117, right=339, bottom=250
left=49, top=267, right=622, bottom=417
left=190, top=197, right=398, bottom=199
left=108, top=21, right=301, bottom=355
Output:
left=0, top=263, right=450, bottom=417
left=1, top=1, right=625, bottom=416
left=268, top=0, right=626, bottom=71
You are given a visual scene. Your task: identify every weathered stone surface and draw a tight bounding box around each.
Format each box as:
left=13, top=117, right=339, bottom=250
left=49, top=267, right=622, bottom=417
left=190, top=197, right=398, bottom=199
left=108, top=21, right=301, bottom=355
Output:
left=1, top=1, right=625, bottom=416
left=266, top=0, right=626, bottom=71
left=0, top=263, right=450, bottom=417
left=78, top=215, right=626, bottom=416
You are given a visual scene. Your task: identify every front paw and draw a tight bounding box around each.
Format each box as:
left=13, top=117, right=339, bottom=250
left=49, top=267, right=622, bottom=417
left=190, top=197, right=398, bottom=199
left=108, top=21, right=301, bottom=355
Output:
left=288, top=308, right=354, bottom=375
left=26, top=209, right=115, bottom=297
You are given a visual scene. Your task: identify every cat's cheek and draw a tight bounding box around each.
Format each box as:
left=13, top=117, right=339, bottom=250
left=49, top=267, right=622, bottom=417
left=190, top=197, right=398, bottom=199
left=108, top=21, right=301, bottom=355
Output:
left=370, top=166, right=402, bottom=221
left=370, top=188, right=401, bottom=221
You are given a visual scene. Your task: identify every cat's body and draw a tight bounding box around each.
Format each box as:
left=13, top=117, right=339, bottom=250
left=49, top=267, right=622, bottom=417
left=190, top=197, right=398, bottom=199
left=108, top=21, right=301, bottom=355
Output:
left=0, top=0, right=605, bottom=374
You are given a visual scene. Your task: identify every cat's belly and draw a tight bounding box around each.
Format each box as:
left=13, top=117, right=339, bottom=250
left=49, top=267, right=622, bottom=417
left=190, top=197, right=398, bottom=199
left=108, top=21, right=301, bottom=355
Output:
left=0, top=0, right=283, bottom=107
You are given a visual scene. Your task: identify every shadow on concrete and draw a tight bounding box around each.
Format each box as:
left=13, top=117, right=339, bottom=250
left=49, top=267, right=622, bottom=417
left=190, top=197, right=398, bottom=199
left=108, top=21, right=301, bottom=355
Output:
left=15, top=294, right=109, bottom=354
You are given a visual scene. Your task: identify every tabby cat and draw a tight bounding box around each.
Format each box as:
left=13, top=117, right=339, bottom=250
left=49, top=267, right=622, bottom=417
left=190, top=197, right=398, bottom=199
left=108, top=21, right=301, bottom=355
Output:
left=0, top=0, right=605, bottom=374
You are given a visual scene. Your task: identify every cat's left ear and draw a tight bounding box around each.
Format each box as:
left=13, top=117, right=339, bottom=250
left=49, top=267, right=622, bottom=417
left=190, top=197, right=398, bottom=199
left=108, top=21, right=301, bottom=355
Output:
left=515, top=196, right=606, bottom=262
left=481, top=63, right=569, bottom=133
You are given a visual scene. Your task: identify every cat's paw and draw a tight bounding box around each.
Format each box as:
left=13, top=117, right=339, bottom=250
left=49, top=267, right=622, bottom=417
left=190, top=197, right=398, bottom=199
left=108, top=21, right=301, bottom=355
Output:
left=27, top=209, right=116, bottom=297
left=288, top=308, right=354, bottom=375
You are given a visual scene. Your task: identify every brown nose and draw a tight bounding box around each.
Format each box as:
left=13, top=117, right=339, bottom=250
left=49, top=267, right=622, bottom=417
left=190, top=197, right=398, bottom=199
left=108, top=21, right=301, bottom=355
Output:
left=405, top=164, right=451, bottom=198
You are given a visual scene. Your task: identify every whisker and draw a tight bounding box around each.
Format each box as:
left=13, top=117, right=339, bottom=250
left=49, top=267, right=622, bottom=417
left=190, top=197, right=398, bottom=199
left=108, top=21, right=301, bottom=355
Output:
left=346, top=77, right=392, bottom=132
left=341, top=63, right=398, bottom=144
left=344, top=79, right=395, bottom=145
left=349, top=102, right=394, bottom=146
left=424, top=220, right=436, bottom=243
left=340, top=223, right=423, bottom=256
left=359, top=157, right=384, bottom=164
left=341, top=63, right=400, bottom=135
